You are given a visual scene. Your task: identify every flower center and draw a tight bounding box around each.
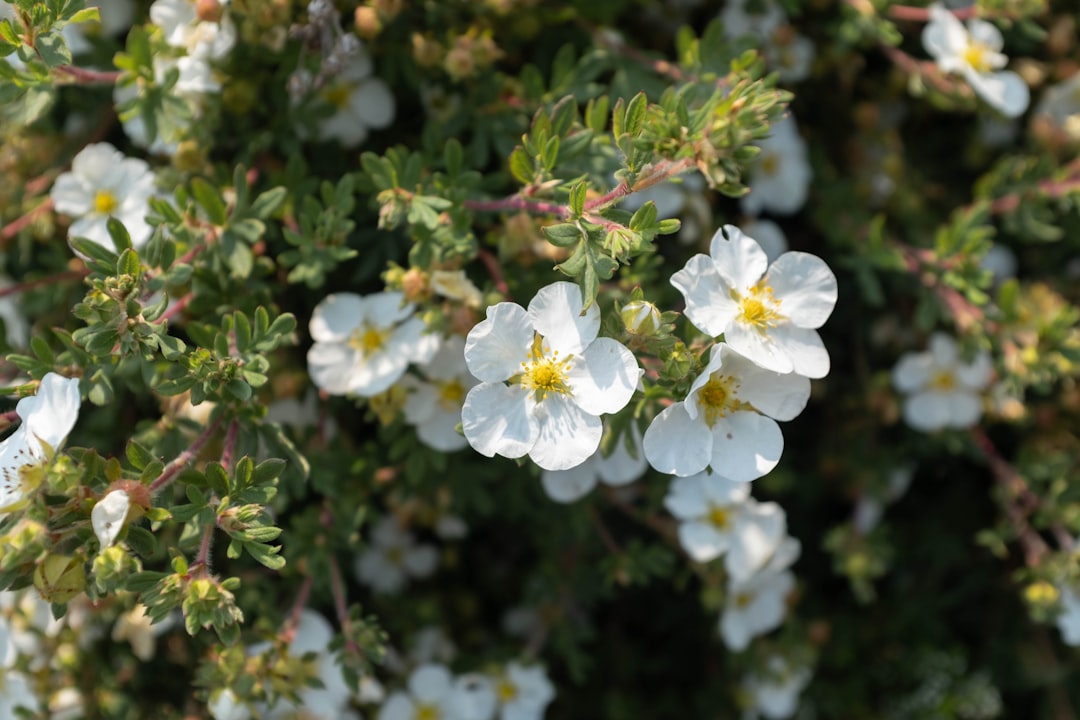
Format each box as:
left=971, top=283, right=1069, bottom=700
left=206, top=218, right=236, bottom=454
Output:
left=732, top=281, right=783, bottom=331
left=963, top=42, right=993, bottom=74
left=349, top=324, right=389, bottom=355
left=929, top=369, right=957, bottom=391
left=385, top=546, right=405, bottom=566
left=695, top=372, right=745, bottom=427
left=94, top=190, right=119, bottom=215
left=708, top=505, right=731, bottom=530
left=734, top=591, right=754, bottom=608
left=323, top=83, right=352, bottom=110
left=415, top=703, right=441, bottom=720
left=437, top=379, right=466, bottom=411
left=497, top=679, right=518, bottom=702
left=760, top=152, right=780, bottom=176
left=518, top=333, right=572, bottom=402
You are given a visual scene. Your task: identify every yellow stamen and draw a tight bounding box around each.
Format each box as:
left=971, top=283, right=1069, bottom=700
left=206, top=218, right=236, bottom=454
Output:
left=963, top=43, right=993, bottom=74
left=517, top=333, right=573, bottom=402
left=696, top=372, right=744, bottom=427
left=929, top=370, right=956, bottom=391
left=734, top=591, right=754, bottom=608
left=323, top=84, right=352, bottom=110
left=349, top=325, right=389, bottom=355
left=732, top=281, right=783, bottom=331
left=708, top=505, right=731, bottom=530
left=94, top=190, right=119, bottom=215
left=415, top=703, right=441, bottom=720
left=437, top=379, right=465, bottom=411
left=497, top=679, right=518, bottom=702
left=760, top=153, right=780, bottom=176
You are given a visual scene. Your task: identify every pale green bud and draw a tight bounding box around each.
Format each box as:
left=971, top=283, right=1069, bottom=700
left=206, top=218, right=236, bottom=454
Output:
left=621, top=300, right=662, bottom=336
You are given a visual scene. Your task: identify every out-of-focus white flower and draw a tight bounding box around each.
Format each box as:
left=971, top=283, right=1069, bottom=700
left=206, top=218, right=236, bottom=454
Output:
left=0, top=670, right=39, bottom=717
left=0, top=277, right=29, bottom=348
left=0, top=373, right=81, bottom=513
left=378, top=664, right=462, bottom=720
left=540, top=422, right=647, bottom=503
left=209, top=689, right=250, bottom=720
left=150, top=0, right=236, bottom=60
left=402, top=335, right=478, bottom=452
left=314, top=50, right=395, bottom=147
left=431, top=270, right=483, bottom=308
left=719, top=538, right=800, bottom=651
left=922, top=3, right=1029, bottom=117
left=409, top=626, right=457, bottom=666
left=490, top=662, right=556, bottom=720
left=853, top=465, right=913, bottom=535
left=111, top=604, right=174, bottom=661
left=672, top=224, right=837, bottom=378
left=742, top=116, right=811, bottom=216
left=740, top=219, right=788, bottom=264
left=980, top=243, right=1017, bottom=285
left=355, top=515, right=438, bottom=595
left=892, top=333, right=993, bottom=432
left=1055, top=585, right=1080, bottom=646
left=720, top=0, right=814, bottom=83
left=1035, top=72, right=1080, bottom=140
left=92, top=489, right=130, bottom=548
left=114, top=55, right=220, bottom=155
left=307, top=291, right=438, bottom=397
left=742, top=655, right=813, bottom=719
left=48, top=686, right=86, bottom=720
left=461, top=282, right=642, bottom=471
left=621, top=173, right=710, bottom=244
left=643, top=343, right=810, bottom=479
left=51, top=142, right=157, bottom=250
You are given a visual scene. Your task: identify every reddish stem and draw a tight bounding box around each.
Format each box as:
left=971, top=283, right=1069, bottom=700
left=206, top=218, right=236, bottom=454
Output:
left=159, top=292, right=194, bottom=323
left=888, top=4, right=978, bottom=21
left=149, top=417, right=224, bottom=493
left=1, top=198, right=54, bottom=243
left=0, top=268, right=87, bottom=298
left=54, top=65, right=122, bottom=84
left=476, top=249, right=510, bottom=298
left=464, top=196, right=567, bottom=217
left=281, top=574, right=314, bottom=644
left=221, top=420, right=239, bottom=471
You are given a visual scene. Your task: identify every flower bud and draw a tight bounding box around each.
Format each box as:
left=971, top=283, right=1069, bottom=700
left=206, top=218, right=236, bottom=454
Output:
left=34, top=554, right=86, bottom=604
left=196, top=0, right=223, bottom=22
left=354, top=7, right=381, bottom=38
left=401, top=267, right=431, bottom=303
left=620, top=300, right=662, bottom=336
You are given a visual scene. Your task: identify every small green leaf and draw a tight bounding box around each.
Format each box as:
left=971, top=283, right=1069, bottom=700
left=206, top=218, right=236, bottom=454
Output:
left=190, top=177, right=227, bottom=226
left=543, top=222, right=583, bottom=248
left=568, top=181, right=586, bottom=218
left=509, top=147, right=533, bottom=185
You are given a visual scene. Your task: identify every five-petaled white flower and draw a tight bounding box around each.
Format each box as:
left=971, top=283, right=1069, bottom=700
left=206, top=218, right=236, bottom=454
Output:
left=720, top=537, right=800, bottom=651
left=50, top=142, right=157, bottom=250
left=91, top=490, right=130, bottom=549
left=355, top=515, right=438, bottom=595
left=402, top=335, right=478, bottom=452
left=672, top=224, right=838, bottom=378
left=378, top=664, right=465, bottom=720
left=315, top=50, right=395, bottom=147
left=741, top=116, right=812, bottom=216
left=461, top=281, right=642, bottom=471
left=0, top=373, right=81, bottom=514
left=742, top=655, right=813, bottom=720
left=540, top=422, right=648, bottom=503
left=922, top=3, right=1029, bottom=118
left=150, top=0, right=236, bottom=61
left=486, top=662, right=556, bottom=720
left=307, top=291, right=438, bottom=397
left=664, top=472, right=789, bottom=581
left=643, top=343, right=810, bottom=479
left=891, top=332, right=993, bottom=432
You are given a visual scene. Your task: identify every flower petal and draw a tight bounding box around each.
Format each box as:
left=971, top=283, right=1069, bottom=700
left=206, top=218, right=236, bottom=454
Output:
left=528, top=395, right=602, bottom=471
left=709, top=412, right=783, bottom=482
left=671, top=253, right=738, bottom=337
left=464, top=303, right=533, bottom=382
left=643, top=403, right=712, bottom=477
left=567, top=338, right=641, bottom=416
left=19, top=373, right=81, bottom=454
left=902, top=391, right=953, bottom=431
left=310, top=294, right=365, bottom=343
left=595, top=424, right=648, bottom=486
left=765, top=252, right=837, bottom=329
left=726, top=501, right=786, bottom=582
left=769, top=325, right=831, bottom=379
left=349, top=78, right=396, bottom=129
left=92, top=490, right=130, bottom=549
left=307, top=342, right=359, bottom=395
left=540, top=461, right=599, bottom=503
left=710, top=225, right=769, bottom=291
left=969, top=69, right=1030, bottom=118
left=461, top=383, right=537, bottom=460
left=719, top=345, right=810, bottom=421
left=664, top=473, right=711, bottom=519
left=527, top=281, right=599, bottom=355
left=679, top=521, right=730, bottom=563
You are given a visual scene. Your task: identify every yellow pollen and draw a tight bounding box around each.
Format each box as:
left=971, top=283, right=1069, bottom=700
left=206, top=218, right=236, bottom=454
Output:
left=94, top=190, right=119, bottom=215
left=438, top=379, right=465, bottom=410
left=760, top=153, right=780, bottom=176
left=323, top=83, right=352, bottom=109
left=415, top=703, right=441, bottom=720
left=518, top=333, right=572, bottom=402
left=929, top=370, right=957, bottom=391
left=497, top=679, right=519, bottom=702
left=734, top=591, right=754, bottom=608
left=732, top=282, right=783, bottom=331
left=349, top=325, right=389, bottom=355
left=708, top=505, right=731, bottom=530
left=696, top=373, right=743, bottom=427
left=963, top=43, right=993, bottom=74
left=385, top=546, right=405, bottom=566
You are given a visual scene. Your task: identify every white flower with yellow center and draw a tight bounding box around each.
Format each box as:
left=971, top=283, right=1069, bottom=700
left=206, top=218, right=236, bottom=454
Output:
left=487, top=662, right=555, bottom=720
left=664, top=472, right=789, bottom=581
left=922, top=3, right=1029, bottom=118
left=672, top=224, right=837, bottom=378
left=741, top=115, right=811, bottom=216
left=355, top=515, right=438, bottom=595
left=378, top=664, right=461, bottom=720
left=891, top=332, right=993, bottom=432
left=720, top=537, right=800, bottom=652
left=307, top=291, right=438, bottom=398
left=150, top=0, right=236, bottom=61
left=539, top=422, right=648, bottom=503
left=643, top=343, right=810, bottom=479
left=402, top=335, right=478, bottom=452
left=742, top=655, right=813, bottom=720
left=315, top=50, right=395, bottom=147
left=461, top=281, right=642, bottom=471
left=1035, top=72, right=1080, bottom=141
left=50, top=143, right=157, bottom=250
left=0, top=373, right=81, bottom=514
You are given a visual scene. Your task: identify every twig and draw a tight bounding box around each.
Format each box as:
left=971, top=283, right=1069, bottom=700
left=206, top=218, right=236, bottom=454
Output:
left=159, top=292, right=194, bottom=324
left=1, top=198, right=54, bottom=243
left=476, top=249, right=510, bottom=298
left=149, top=417, right=224, bottom=493
left=281, top=574, right=314, bottom=644
left=888, top=4, right=978, bottom=21
left=586, top=504, right=622, bottom=557
left=0, top=268, right=88, bottom=298
left=54, top=65, right=122, bottom=84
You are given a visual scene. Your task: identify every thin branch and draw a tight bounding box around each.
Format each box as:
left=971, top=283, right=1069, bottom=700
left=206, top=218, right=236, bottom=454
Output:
left=586, top=504, right=622, bottom=557
left=463, top=196, right=567, bottom=217
left=191, top=521, right=215, bottom=578
left=281, top=574, right=314, bottom=644
left=159, top=292, right=194, bottom=324
left=54, top=65, right=122, bottom=84
left=220, top=420, right=239, bottom=471
left=888, top=4, right=978, bottom=21
left=1, top=198, right=54, bottom=243
left=149, top=417, right=224, bottom=493
left=476, top=249, right=510, bottom=298
left=0, top=268, right=87, bottom=298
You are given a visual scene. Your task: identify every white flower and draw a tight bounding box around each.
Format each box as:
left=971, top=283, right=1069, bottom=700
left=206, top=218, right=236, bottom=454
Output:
left=150, top=0, right=236, bottom=60
left=742, top=655, right=812, bottom=719
left=0, top=373, right=81, bottom=513
left=307, top=291, right=438, bottom=397
left=402, top=335, right=478, bottom=452
left=720, top=0, right=786, bottom=39
left=1055, top=585, right=1080, bottom=646
left=672, top=224, right=837, bottom=378
left=740, top=219, right=788, bottom=264
left=1035, top=72, right=1080, bottom=139
left=719, top=538, right=800, bottom=651
left=111, top=604, right=174, bottom=661
left=643, top=343, right=810, bottom=479
left=720, top=0, right=813, bottom=83
left=853, top=465, right=913, bottom=534
left=741, top=116, right=811, bottom=216
left=408, top=626, right=457, bottom=665
left=892, top=332, right=993, bottom=432
left=451, top=674, right=498, bottom=720
left=50, top=142, right=157, bottom=250
left=378, top=664, right=461, bottom=720
left=922, top=3, right=1029, bottom=118
left=0, top=277, right=29, bottom=348
left=92, top=489, right=130, bottom=548
left=431, top=270, right=483, bottom=308
left=355, top=515, right=438, bottom=595
left=461, top=281, right=642, bottom=471
left=540, top=422, right=647, bottom=503
left=490, top=662, right=556, bottom=720
left=664, top=472, right=788, bottom=581
left=315, top=50, right=395, bottom=147
left=0, top=671, right=39, bottom=717
left=209, top=689, right=250, bottom=720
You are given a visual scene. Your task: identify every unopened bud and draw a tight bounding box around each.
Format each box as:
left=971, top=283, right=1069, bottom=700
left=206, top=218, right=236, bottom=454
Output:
left=34, top=554, right=86, bottom=604
left=196, top=0, right=223, bottom=22
left=401, top=267, right=431, bottom=302
left=354, top=7, right=381, bottom=38
left=620, top=300, right=662, bottom=336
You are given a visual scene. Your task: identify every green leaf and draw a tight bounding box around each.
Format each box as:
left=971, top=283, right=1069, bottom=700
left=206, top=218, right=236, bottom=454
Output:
left=116, top=248, right=140, bottom=276
left=543, top=222, right=583, bottom=248
left=444, top=138, right=463, bottom=177
left=35, top=30, right=71, bottom=68
left=66, top=7, right=101, bottom=24
left=624, top=92, right=648, bottom=137
left=509, top=147, right=533, bottom=185
left=190, top=177, right=227, bottom=226
left=568, top=181, right=586, bottom=218
left=249, top=187, right=287, bottom=219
